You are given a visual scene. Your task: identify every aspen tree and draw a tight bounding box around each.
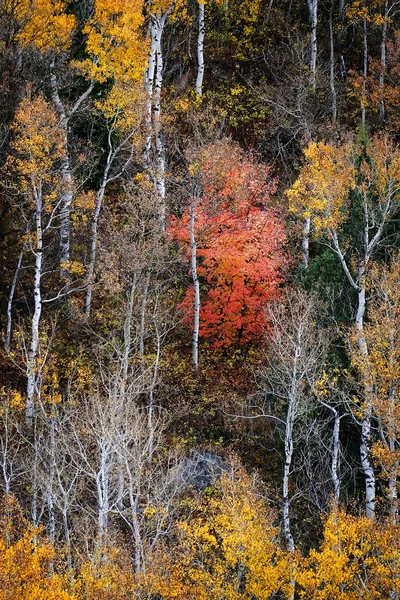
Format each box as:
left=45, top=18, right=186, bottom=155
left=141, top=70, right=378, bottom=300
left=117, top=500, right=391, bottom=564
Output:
left=288, top=135, right=400, bottom=518
left=3, top=95, right=64, bottom=425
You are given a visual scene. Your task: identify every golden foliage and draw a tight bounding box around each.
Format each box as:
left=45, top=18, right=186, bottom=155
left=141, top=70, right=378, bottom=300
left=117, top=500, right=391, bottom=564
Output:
left=287, top=141, right=355, bottom=233
left=151, top=468, right=291, bottom=600
left=298, top=508, right=400, bottom=599
left=0, top=496, right=75, bottom=600
left=3, top=0, right=76, bottom=51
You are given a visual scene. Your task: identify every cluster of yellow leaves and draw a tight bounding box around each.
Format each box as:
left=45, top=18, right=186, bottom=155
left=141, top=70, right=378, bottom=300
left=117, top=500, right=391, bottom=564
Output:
left=152, top=469, right=291, bottom=600
left=4, top=94, right=63, bottom=201
left=297, top=509, right=400, bottom=599
left=72, top=0, right=149, bottom=129
left=287, top=141, right=355, bottom=233
left=4, top=0, right=75, bottom=51
left=288, top=135, right=400, bottom=238
left=0, top=496, right=75, bottom=600
left=345, top=0, right=388, bottom=26
left=75, top=0, right=147, bottom=85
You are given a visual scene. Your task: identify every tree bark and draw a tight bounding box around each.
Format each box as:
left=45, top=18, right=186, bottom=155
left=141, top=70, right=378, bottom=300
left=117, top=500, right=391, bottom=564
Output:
left=307, top=0, right=318, bottom=90
left=195, top=1, right=205, bottom=96
left=190, top=193, right=200, bottom=373
left=361, top=18, right=368, bottom=126
left=329, top=3, right=337, bottom=121
left=26, top=186, right=43, bottom=426
left=5, top=247, right=23, bottom=356
left=379, top=2, right=388, bottom=122
left=302, top=216, right=311, bottom=269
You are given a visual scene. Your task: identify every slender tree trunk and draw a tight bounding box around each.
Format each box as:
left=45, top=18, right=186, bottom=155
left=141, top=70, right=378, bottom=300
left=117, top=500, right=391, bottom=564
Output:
left=361, top=18, right=368, bottom=126
left=302, top=216, right=311, bottom=269
left=26, top=188, right=43, bottom=426
left=332, top=409, right=341, bottom=503
left=85, top=145, right=113, bottom=320
left=63, top=510, right=72, bottom=571
left=143, top=20, right=158, bottom=170
left=196, top=1, right=205, bottom=96
left=379, top=2, right=388, bottom=122
left=153, top=17, right=167, bottom=229
left=329, top=4, right=337, bottom=121
left=97, top=442, right=111, bottom=542
left=190, top=194, right=200, bottom=373
left=121, top=274, right=137, bottom=394
left=283, top=405, right=295, bottom=552
left=307, top=0, right=318, bottom=90
left=50, top=62, right=74, bottom=277
left=139, top=271, right=151, bottom=357
left=356, top=272, right=376, bottom=520
left=5, top=247, right=23, bottom=355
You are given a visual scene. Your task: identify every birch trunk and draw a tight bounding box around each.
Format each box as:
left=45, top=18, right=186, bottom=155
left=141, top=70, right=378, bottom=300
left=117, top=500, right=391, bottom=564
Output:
left=356, top=273, right=376, bottom=520
left=143, top=20, right=158, bottom=170
left=49, top=61, right=94, bottom=275
left=379, top=2, right=388, bottom=122
left=302, top=216, right=311, bottom=269
left=190, top=194, right=200, bottom=373
left=307, top=0, right=318, bottom=90
left=5, top=247, right=23, bottom=356
left=50, top=67, right=73, bottom=276
left=283, top=403, right=295, bottom=552
left=139, top=271, right=151, bottom=357
left=85, top=142, right=114, bottom=320
left=195, top=1, right=205, bottom=96
left=153, top=17, right=166, bottom=229
left=26, top=186, right=43, bottom=426
left=361, top=18, right=368, bottom=126
left=329, top=3, right=337, bottom=121
left=331, top=409, right=341, bottom=503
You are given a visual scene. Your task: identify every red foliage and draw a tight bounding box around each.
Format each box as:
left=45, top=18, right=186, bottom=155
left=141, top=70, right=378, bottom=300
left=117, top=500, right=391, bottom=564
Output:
left=169, top=144, right=287, bottom=347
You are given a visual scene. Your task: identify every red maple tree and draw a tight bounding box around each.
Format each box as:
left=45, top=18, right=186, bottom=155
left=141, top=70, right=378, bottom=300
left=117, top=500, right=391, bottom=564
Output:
left=169, top=143, right=287, bottom=347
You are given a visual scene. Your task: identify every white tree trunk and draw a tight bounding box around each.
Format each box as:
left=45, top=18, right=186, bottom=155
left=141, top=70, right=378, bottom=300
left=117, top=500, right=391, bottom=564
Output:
left=302, top=216, right=311, bottom=269
left=5, top=247, right=23, bottom=355
left=356, top=275, right=376, bottom=520
left=307, top=0, right=318, bottom=90
left=26, top=187, right=43, bottom=426
left=329, top=3, right=337, bottom=121
left=190, top=195, right=200, bottom=373
left=85, top=141, right=114, bottom=320
left=50, top=63, right=74, bottom=277
left=153, top=17, right=166, bottom=229
left=361, top=18, right=368, bottom=126
left=196, top=1, right=205, bottom=96
left=379, top=2, right=388, bottom=122
left=283, top=405, right=295, bottom=552
left=143, top=20, right=158, bottom=170
left=331, top=409, right=341, bottom=503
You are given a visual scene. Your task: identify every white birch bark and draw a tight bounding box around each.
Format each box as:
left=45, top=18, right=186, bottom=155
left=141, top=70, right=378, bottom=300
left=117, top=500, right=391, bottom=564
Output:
left=50, top=64, right=73, bottom=277
left=143, top=20, right=158, bottom=170
left=190, top=193, right=200, bottom=373
left=329, top=3, right=337, bottom=121
left=302, top=216, right=311, bottom=269
left=361, top=18, right=368, bottom=126
left=5, top=247, right=24, bottom=356
left=85, top=128, right=115, bottom=321
left=153, top=16, right=167, bottom=229
left=49, top=60, right=94, bottom=276
left=195, top=1, right=205, bottom=97
left=26, top=184, right=43, bottom=426
left=379, top=2, right=388, bottom=122
left=139, top=271, right=151, bottom=357
left=283, top=399, right=295, bottom=552
left=307, top=0, right=318, bottom=90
